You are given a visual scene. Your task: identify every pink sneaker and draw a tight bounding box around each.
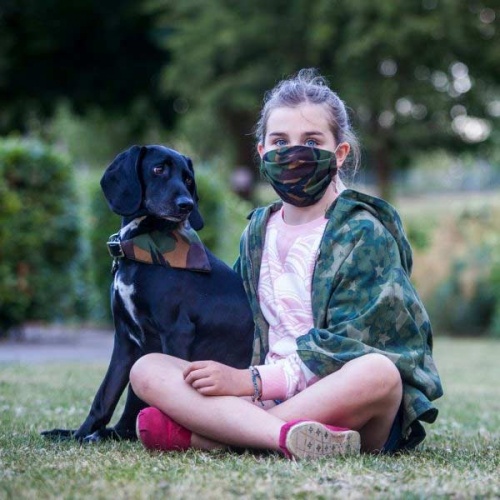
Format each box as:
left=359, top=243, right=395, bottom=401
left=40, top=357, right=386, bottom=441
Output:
left=279, top=420, right=360, bottom=460
left=136, top=407, right=191, bottom=452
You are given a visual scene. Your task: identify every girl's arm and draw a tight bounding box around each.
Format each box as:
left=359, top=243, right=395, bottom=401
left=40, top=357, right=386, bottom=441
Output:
left=296, top=220, right=442, bottom=404
left=255, top=354, right=318, bottom=402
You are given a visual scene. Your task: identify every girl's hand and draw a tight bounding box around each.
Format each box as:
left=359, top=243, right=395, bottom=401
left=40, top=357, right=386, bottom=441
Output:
left=183, top=361, right=253, bottom=397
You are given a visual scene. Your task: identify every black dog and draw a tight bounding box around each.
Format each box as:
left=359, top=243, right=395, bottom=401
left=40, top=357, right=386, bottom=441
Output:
left=42, top=145, right=254, bottom=442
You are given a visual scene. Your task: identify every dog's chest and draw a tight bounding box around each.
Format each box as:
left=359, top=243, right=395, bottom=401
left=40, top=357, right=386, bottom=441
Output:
left=113, top=272, right=144, bottom=347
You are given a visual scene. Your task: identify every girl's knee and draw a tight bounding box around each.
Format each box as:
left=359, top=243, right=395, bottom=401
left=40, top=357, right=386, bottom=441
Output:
left=366, top=353, right=402, bottom=399
left=130, top=353, right=169, bottom=399
left=363, top=352, right=399, bottom=374
left=353, top=353, right=402, bottom=402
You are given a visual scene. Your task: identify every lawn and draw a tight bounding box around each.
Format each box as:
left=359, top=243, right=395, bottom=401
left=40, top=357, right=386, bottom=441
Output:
left=0, top=337, right=499, bottom=499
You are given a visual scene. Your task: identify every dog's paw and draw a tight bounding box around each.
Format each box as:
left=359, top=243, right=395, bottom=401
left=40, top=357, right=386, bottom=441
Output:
left=82, top=431, right=102, bottom=443
left=82, top=428, right=121, bottom=443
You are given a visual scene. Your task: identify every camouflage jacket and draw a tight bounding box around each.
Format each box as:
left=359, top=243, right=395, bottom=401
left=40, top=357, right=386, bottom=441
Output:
left=235, top=189, right=443, bottom=448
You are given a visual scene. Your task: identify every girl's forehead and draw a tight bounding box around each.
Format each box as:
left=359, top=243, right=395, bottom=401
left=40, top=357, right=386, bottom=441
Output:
left=266, top=103, right=331, bottom=132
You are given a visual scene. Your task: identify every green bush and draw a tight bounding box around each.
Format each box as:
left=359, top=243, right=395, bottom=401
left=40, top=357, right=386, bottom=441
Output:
left=0, top=138, right=88, bottom=335
left=414, top=203, right=500, bottom=338
left=195, top=165, right=253, bottom=265
left=427, top=248, right=497, bottom=336
left=48, top=101, right=166, bottom=170
left=87, top=178, right=121, bottom=323
left=488, top=236, right=500, bottom=338
left=404, top=218, right=435, bottom=251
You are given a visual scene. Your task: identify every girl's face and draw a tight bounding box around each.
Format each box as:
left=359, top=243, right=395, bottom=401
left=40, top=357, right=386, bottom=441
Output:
left=258, top=103, right=350, bottom=165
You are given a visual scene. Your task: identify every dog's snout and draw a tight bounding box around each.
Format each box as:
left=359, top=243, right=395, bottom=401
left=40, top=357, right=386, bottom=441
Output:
left=176, top=197, right=194, bottom=214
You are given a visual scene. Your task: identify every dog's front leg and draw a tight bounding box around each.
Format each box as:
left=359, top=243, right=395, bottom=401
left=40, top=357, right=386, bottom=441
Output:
left=74, top=326, right=141, bottom=442
left=109, top=385, right=147, bottom=440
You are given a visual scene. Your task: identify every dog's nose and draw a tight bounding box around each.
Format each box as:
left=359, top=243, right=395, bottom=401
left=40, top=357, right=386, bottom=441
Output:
left=176, top=197, right=194, bottom=214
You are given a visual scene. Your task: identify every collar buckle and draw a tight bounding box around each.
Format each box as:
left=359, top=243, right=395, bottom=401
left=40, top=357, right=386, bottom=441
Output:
left=107, top=233, right=124, bottom=258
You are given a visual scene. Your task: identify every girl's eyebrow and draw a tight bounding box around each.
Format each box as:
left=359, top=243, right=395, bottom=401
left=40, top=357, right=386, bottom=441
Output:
left=302, top=131, right=325, bottom=136
left=268, top=131, right=325, bottom=136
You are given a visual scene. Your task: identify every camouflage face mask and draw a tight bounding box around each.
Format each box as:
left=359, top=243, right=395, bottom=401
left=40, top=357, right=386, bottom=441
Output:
left=260, top=145, right=338, bottom=207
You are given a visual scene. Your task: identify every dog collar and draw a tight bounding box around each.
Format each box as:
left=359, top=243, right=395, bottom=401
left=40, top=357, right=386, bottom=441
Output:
left=107, top=223, right=212, bottom=273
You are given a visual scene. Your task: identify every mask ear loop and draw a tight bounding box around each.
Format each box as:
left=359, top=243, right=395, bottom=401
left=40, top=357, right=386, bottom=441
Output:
left=332, top=144, right=347, bottom=194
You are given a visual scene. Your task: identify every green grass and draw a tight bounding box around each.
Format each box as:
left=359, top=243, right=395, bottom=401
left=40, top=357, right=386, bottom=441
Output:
left=1, top=338, right=499, bottom=499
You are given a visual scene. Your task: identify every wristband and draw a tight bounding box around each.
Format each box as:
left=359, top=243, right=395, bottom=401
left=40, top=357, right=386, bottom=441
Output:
left=249, top=366, right=264, bottom=406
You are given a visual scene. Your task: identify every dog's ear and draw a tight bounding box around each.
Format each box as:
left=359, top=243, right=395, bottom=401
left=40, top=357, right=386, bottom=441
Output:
left=183, top=155, right=204, bottom=231
left=100, top=145, right=145, bottom=216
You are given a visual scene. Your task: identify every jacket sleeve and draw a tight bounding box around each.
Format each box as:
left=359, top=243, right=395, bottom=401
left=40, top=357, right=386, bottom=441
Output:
left=296, top=217, right=443, bottom=407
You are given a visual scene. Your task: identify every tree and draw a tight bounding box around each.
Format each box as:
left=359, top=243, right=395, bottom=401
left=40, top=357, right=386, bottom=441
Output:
left=154, top=0, right=500, bottom=197
left=0, top=0, right=173, bottom=135
left=154, top=0, right=323, bottom=168
left=328, top=0, right=500, bottom=196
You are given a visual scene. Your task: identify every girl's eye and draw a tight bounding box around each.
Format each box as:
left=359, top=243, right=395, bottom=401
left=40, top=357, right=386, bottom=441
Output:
left=305, top=139, right=318, bottom=147
left=274, top=139, right=287, bottom=147
left=153, top=166, right=164, bottom=175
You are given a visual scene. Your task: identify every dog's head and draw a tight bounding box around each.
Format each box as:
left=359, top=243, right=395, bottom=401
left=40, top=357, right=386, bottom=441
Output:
left=100, top=145, right=204, bottom=230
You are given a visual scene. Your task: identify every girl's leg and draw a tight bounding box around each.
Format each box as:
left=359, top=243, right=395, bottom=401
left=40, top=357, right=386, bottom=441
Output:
left=268, top=353, right=403, bottom=451
left=130, top=353, right=285, bottom=451
left=130, top=352, right=402, bottom=453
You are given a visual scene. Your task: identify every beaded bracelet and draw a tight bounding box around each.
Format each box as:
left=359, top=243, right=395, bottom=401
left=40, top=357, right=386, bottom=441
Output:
left=249, top=366, right=264, bottom=406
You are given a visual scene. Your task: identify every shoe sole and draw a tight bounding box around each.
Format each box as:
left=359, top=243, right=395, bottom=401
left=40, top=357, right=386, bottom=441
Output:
left=135, top=414, right=140, bottom=440
left=286, top=422, right=361, bottom=459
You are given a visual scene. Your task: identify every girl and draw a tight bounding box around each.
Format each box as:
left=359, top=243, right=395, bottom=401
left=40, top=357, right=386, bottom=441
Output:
left=129, top=69, right=443, bottom=459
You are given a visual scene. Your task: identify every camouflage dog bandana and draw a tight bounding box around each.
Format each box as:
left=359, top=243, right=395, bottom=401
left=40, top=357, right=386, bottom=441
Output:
left=107, top=223, right=211, bottom=273
left=260, top=145, right=337, bottom=207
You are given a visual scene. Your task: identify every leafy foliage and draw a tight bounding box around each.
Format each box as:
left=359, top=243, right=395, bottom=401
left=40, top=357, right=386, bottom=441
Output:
left=407, top=200, right=500, bottom=337
left=488, top=236, right=500, bottom=338
left=0, top=138, right=87, bottom=335
left=47, top=102, right=167, bottom=170
left=0, top=0, right=173, bottom=134
left=154, top=0, right=500, bottom=195
left=429, top=253, right=496, bottom=336
left=2, top=1, right=499, bottom=197
left=194, top=165, right=252, bottom=264
left=87, top=179, right=121, bottom=323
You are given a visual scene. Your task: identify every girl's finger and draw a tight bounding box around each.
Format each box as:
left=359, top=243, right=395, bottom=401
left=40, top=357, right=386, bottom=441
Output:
left=184, top=368, right=206, bottom=384
left=191, top=377, right=214, bottom=390
left=183, top=361, right=208, bottom=379
left=197, top=386, right=218, bottom=396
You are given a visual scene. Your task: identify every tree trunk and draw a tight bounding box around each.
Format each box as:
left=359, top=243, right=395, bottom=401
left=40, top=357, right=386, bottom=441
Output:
left=375, top=144, right=393, bottom=201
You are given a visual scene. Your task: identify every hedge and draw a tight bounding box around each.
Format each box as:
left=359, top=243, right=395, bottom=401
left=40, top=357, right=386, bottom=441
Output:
left=86, top=178, right=121, bottom=323
left=0, top=138, right=87, bottom=335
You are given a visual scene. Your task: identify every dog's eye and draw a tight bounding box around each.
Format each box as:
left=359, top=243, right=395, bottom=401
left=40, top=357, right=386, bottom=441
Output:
left=185, top=177, right=193, bottom=187
left=153, top=167, right=164, bottom=175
